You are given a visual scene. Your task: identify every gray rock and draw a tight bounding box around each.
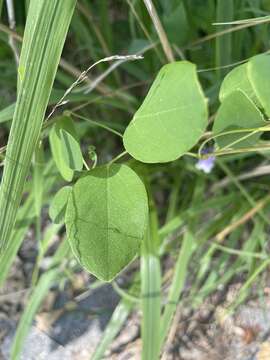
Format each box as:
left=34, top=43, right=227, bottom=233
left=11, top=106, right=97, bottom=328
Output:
left=1, top=284, right=119, bottom=360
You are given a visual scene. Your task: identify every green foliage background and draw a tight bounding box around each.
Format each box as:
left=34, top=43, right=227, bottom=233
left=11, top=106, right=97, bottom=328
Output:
left=1, top=1, right=270, bottom=359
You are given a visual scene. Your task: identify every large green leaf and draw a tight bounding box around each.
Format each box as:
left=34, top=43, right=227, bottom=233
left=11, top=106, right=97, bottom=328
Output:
left=219, top=63, right=259, bottom=106
left=49, top=116, right=77, bottom=181
left=65, top=164, right=148, bottom=281
left=213, top=90, right=265, bottom=149
left=60, top=129, right=83, bottom=171
left=248, top=53, right=270, bottom=117
left=49, top=186, right=72, bottom=224
left=123, top=61, right=208, bottom=163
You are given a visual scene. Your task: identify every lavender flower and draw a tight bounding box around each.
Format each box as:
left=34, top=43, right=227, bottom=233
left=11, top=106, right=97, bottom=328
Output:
left=196, top=148, right=215, bottom=174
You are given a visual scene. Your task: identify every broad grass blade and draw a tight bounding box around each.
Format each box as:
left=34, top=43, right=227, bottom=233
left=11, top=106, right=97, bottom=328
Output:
left=160, top=231, right=196, bottom=349
left=0, top=160, right=57, bottom=287
left=0, top=0, right=77, bottom=251
left=11, top=268, right=61, bottom=360
left=141, top=202, right=161, bottom=360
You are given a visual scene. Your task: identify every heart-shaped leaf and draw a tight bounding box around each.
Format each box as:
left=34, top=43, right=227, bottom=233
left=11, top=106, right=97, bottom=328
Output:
left=65, top=164, right=148, bottom=281
left=213, top=90, right=265, bottom=149
left=219, top=63, right=259, bottom=106
left=60, top=129, right=83, bottom=171
left=49, top=116, right=77, bottom=181
left=49, top=186, right=72, bottom=224
left=123, top=61, right=208, bottom=163
left=248, top=53, right=270, bottom=117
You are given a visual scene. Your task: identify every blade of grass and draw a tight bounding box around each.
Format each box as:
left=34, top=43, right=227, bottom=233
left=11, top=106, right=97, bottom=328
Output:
left=160, top=230, right=196, bottom=350
left=0, top=160, right=57, bottom=288
left=0, top=103, right=15, bottom=123
left=228, top=258, right=270, bottom=313
left=77, top=3, right=110, bottom=56
left=70, top=112, right=123, bottom=138
left=31, top=222, right=62, bottom=286
left=0, top=0, right=77, bottom=252
left=165, top=173, right=182, bottom=223
left=91, top=279, right=140, bottom=360
left=193, top=219, right=265, bottom=307
left=95, top=0, right=113, bottom=50
left=141, top=197, right=161, bottom=360
left=11, top=234, right=69, bottom=360
left=215, top=0, right=234, bottom=78
left=142, top=0, right=174, bottom=62
left=0, top=0, right=4, bottom=17
left=91, top=299, right=135, bottom=360
left=186, top=15, right=270, bottom=49
left=24, top=0, right=30, bottom=13
left=0, top=197, right=33, bottom=287
left=215, top=195, right=270, bottom=242
left=77, top=1, right=120, bottom=86
left=33, top=143, right=44, bottom=246
left=127, top=0, right=164, bottom=64
left=6, top=0, right=20, bottom=65
left=217, top=159, right=270, bottom=226
left=11, top=267, right=61, bottom=360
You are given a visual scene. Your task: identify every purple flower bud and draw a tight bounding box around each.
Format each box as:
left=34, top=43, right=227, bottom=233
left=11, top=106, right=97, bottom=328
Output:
left=196, top=148, right=215, bottom=174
